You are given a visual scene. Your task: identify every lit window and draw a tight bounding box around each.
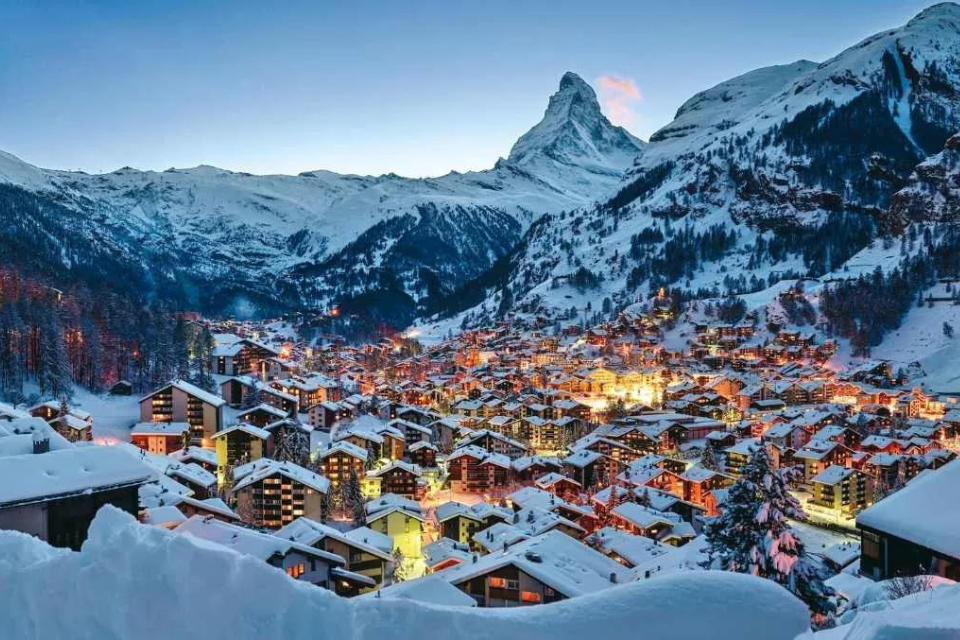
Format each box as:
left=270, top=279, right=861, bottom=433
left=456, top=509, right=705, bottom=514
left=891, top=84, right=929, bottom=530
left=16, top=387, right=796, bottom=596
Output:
left=521, top=591, right=541, bottom=603
left=488, top=577, right=507, bottom=588
left=286, top=563, right=306, bottom=579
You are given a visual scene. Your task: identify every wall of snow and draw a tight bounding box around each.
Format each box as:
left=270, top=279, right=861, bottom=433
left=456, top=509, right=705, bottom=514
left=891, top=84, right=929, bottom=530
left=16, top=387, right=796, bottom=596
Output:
left=0, top=506, right=811, bottom=640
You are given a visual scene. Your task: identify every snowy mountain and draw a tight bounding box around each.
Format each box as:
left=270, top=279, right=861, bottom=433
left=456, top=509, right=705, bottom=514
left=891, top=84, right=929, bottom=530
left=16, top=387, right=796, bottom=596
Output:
left=0, top=72, right=642, bottom=323
left=426, top=3, right=960, bottom=333
left=890, top=133, right=960, bottom=226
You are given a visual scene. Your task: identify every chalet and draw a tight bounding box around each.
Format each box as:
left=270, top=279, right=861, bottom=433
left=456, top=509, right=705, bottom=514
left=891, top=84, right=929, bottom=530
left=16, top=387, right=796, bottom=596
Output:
left=108, top=380, right=133, bottom=396
left=174, top=515, right=370, bottom=593
left=366, top=460, right=424, bottom=500
left=408, top=440, right=438, bottom=468
left=230, top=459, right=330, bottom=530
left=212, top=423, right=270, bottom=480
left=139, top=379, right=225, bottom=447
left=534, top=472, right=582, bottom=498
left=435, top=530, right=633, bottom=606
left=365, top=498, right=426, bottom=559
left=168, top=446, right=218, bottom=473
left=435, top=501, right=512, bottom=549
left=236, top=403, right=288, bottom=428
left=857, top=460, right=960, bottom=581
left=318, top=441, right=368, bottom=489
left=220, top=376, right=298, bottom=415
left=276, top=517, right=391, bottom=592
left=210, top=336, right=280, bottom=377
left=166, top=462, right=217, bottom=500
left=793, top=441, right=852, bottom=484
left=389, top=418, right=432, bottom=446
left=447, top=446, right=512, bottom=494
left=511, top=455, right=564, bottom=484
left=610, top=502, right=694, bottom=545
left=587, top=526, right=676, bottom=572
left=456, top=429, right=529, bottom=459
left=422, top=538, right=474, bottom=572
left=724, top=438, right=761, bottom=477
left=0, top=446, right=153, bottom=550
left=174, top=495, right=241, bottom=523
left=29, top=401, right=93, bottom=443
left=810, top=466, right=871, bottom=518
left=679, top=465, right=734, bottom=507
left=130, top=421, right=190, bottom=455
left=561, top=449, right=603, bottom=488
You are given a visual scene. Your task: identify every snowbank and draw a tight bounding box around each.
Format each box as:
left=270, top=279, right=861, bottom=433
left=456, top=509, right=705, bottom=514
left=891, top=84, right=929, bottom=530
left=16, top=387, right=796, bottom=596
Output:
left=0, top=507, right=810, bottom=640
left=808, top=581, right=960, bottom=639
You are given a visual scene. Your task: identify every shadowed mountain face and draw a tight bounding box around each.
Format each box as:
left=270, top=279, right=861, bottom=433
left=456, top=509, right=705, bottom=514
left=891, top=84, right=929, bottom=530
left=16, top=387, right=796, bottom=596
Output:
left=424, top=4, right=960, bottom=330
left=0, top=72, right=642, bottom=325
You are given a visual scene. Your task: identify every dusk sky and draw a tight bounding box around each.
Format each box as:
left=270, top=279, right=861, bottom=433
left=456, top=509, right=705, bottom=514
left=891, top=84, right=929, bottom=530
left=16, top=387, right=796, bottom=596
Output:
left=0, top=0, right=937, bottom=178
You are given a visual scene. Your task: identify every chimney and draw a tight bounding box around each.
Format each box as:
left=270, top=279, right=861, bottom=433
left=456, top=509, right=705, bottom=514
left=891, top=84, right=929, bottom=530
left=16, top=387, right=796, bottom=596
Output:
left=32, top=431, right=49, bottom=455
left=609, top=572, right=618, bottom=584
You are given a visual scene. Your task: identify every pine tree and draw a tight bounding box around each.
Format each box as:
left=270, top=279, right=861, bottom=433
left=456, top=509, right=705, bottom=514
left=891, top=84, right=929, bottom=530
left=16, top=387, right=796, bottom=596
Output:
left=391, top=548, right=407, bottom=583
left=636, top=487, right=653, bottom=508
left=340, top=468, right=365, bottom=526
left=700, top=444, right=720, bottom=471
left=241, top=382, right=263, bottom=410
left=39, top=311, right=72, bottom=400
left=273, top=423, right=311, bottom=466
left=702, top=446, right=835, bottom=618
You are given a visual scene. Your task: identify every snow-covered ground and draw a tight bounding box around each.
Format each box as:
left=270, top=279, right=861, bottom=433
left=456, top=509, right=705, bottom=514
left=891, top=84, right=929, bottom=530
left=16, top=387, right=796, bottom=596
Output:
left=871, top=285, right=960, bottom=392
left=71, top=387, right=141, bottom=445
left=0, top=506, right=811, bottom=640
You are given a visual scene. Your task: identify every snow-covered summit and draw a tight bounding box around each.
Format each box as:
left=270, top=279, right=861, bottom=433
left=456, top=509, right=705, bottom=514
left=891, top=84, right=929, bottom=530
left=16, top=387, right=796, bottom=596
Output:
left=0, top=73, right=643, bottom=320
left=508, top=71, right=644, bottom=176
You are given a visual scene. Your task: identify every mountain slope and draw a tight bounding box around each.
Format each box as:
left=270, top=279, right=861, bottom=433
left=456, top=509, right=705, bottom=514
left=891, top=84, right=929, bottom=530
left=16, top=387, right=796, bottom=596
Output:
left=0, top=73, right=642, bottom=323
left=427, top=3, right=960, bottom=332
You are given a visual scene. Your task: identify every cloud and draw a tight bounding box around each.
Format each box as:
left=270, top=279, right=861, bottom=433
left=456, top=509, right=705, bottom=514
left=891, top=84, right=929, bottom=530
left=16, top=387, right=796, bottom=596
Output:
left=595, top=75, right=642, bottom=127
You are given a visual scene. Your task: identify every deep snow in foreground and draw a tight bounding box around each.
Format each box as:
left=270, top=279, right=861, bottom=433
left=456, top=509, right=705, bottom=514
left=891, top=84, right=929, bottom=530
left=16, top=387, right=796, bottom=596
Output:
left=0, top=507, right=809, bottom=640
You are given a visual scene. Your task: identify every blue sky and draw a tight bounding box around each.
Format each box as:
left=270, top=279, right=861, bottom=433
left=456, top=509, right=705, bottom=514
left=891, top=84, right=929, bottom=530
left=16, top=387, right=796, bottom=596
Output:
left=0, top=0, right=937, bottom=178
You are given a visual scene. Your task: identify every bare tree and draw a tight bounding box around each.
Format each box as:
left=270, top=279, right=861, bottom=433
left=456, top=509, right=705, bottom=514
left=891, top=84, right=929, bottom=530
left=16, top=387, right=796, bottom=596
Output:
left=884, top=575, right=934, bottom=601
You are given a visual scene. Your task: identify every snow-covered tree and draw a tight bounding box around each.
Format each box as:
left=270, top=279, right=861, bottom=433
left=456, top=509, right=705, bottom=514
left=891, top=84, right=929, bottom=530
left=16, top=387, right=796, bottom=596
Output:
left=240, top=383, right=263, bottom=410
left=636, top=487, right=653, bottom=508
left=340, top=468, right=366, bottom=526
left=391, top=548, right=407, bottom=583
left=272, top=424, right=311, bottom=466
left=39, top=312, right=72, bottom=400
left=700, top=445, right=720, bottom=471
left=702, top=445, right=835, bottom=617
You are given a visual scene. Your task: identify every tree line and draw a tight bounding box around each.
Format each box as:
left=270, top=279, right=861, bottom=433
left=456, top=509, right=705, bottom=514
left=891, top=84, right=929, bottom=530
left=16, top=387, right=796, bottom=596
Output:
left=0, top=268, right=215, bottom=405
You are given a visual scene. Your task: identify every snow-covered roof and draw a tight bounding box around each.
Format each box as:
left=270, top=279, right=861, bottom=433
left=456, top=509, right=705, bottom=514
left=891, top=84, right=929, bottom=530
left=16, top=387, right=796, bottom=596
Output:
left=857, top=458, right=960, bottom=560
left=131, top=422, right=191, bottom=436
left=362, top=574, right=477, bottom=607
left=141, top=379, right=225, bottom=408
left=343, top=526, right=393, bottom=554
left=587, top=526, right=675, bottom=568
left=212, top=423, right=271, bottom=441
left=232, top=459, right=330, bottom=494
left=438, top=530, right=635, bottom=598
left=175, top=515, right=343, bottom=565
left=0, top=446, right=155, bottom=507
left=275, top=517, right=391, bottom=561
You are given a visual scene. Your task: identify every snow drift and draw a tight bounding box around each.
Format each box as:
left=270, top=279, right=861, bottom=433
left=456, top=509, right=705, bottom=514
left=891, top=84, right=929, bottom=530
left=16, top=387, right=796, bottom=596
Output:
left=0, top=506, right=810, bottom=640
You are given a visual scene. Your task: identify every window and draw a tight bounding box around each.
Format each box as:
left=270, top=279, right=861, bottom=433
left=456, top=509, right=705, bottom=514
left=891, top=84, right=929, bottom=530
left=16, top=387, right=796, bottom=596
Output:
left=521, top=590, right=541, bottom=603
left=488, top=577, right=507, bottom=588
left=287, top=563, right=306, bottom=579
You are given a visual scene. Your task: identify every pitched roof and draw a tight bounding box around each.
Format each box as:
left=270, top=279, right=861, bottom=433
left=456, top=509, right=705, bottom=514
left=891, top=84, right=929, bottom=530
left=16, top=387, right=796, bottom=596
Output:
left=857, top=459, right=960, bottom=560
left=0, top=446, right=155, bottom=507
left=438, top=530, right=634, bottom=597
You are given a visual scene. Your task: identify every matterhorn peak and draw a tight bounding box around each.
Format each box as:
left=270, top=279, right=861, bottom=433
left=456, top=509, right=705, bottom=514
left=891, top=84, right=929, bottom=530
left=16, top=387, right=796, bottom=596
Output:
left=507, top=72, right=643, bottom=171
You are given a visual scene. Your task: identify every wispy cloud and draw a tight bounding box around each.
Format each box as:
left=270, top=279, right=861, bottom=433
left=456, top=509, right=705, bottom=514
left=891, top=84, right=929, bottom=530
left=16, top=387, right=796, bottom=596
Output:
left=596, top=75, right=642, bottom=127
